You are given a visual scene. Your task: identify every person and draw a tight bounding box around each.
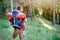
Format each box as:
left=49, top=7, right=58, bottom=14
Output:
left=7, top=6, right=27, bottom=40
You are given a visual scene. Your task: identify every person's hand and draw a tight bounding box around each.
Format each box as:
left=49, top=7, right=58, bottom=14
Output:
left=24, top=18, right=27, bottom=22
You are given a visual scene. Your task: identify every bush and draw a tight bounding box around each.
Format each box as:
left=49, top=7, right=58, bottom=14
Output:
left=0, top=0, right=10, bottom=16
left=23, top=5, right=39, bottom=18
left=0, top=15, right=8, bottom=19
left=0, top=19, right=10, bottom=28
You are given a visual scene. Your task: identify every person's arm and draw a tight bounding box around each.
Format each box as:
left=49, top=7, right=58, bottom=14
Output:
left=23, top=14, right=27, bottom=22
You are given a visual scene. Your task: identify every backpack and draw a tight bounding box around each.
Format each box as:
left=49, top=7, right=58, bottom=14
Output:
left=11, top=11, right=21, bottom=28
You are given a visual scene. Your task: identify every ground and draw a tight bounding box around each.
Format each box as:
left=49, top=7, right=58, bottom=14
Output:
left=0, top=17, right=60, bottom=40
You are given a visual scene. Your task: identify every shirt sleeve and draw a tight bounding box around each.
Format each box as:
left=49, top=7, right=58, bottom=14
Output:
left=24, top=13, right=27, bottom=22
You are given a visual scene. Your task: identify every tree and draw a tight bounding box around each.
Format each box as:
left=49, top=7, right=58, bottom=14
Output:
left=52, top=0, right=56, bottom=25
left=10, top=0, right=13, bottom=12
left=0, top=0, right=10, bottom=16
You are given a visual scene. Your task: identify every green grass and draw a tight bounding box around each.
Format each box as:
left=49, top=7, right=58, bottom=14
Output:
left=0, top=18, right=60, bottom=40
left=0, top=15, right=8, bottom=19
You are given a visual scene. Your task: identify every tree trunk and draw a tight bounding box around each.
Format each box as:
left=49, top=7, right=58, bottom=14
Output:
left=52, top=8, right=56, bottom=25
left=28, top=0, right=33, bottom=20
left=52, top=0, right=56, bottom=25
left=15, top=0, right=18, bottom=9
left=59, top=14, right=60, bottom=24
left=10, top=0, right=13, bottom=12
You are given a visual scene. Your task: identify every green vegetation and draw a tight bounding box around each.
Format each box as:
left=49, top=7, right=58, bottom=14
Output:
left=0, top=18, right=60, bottom=40
left=0, top=0, right=60, bottom=40
left=23, top=5, right=39, bottom=17
left=0, top=0, right=10, bottom=16
left=42, top=3, right=60, bottom=24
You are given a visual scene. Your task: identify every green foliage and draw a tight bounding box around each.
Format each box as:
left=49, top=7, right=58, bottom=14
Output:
left=42, top=4, right=60, bottom=24
left=55, top=4, right=60, bottom=24
left=32, top=6, right=39, bottom=18
left=0, top=15, right=8, bottom=19
left=46, top=7, right=52, bottom=21
left=0, top=0, right=10, bottom=16
left=56, top=4, right=60, bottom=14
left=23, top=5, right=39, bottom=18
left=23, top=6, right=28, bottom=17
left=0, top=19, right=10, bottom=28
left=42, top=7, right=52, bottom=21
left=32, top=5, right=40, bottom=17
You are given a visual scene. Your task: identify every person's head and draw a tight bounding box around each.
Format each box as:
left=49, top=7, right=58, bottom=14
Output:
left=17, top=6, right=23, bottom=12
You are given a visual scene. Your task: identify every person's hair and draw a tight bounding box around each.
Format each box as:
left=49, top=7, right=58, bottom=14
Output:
left=17, top=6, right=21, bottom=10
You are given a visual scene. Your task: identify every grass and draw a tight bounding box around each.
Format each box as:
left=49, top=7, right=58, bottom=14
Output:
left=0, top=15, right=7, bottom=19
left=0, top=18, right=60, bottom=40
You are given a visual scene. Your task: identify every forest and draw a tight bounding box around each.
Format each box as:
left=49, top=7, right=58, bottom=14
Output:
left=0, top=0, right=60, bottom=40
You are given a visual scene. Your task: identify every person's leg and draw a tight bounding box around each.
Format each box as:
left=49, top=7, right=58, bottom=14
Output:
left=19, top=29, right=24, bottom=40
left=12, top=29, right=20, bottom=40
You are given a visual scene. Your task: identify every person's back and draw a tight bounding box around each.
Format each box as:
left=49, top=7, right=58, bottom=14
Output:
left=7, top=6, right=27, bottom=40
